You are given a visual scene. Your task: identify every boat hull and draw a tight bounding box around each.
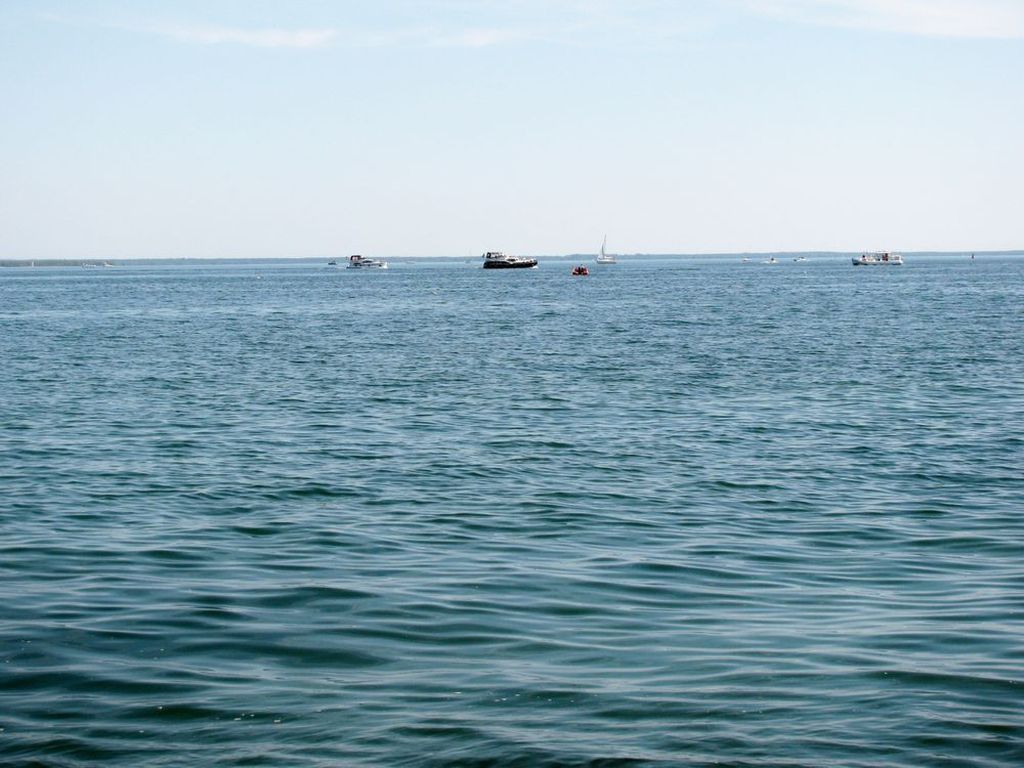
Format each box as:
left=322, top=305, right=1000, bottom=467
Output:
left=482, top=260, right=537, bottom=269
left=346, top=255, right=388, bottom=269
left=853, top=252, right=903, bottom=266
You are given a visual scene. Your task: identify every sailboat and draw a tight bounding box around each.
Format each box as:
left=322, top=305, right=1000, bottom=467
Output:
left=596, top=236, right=616, bottom=264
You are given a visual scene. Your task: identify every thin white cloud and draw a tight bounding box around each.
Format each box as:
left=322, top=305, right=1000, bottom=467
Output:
left=743, top=0, right=1024, bottom=39
left=49, top=2, right=1024, bottom=52
left=42, top=12, right=526, bottom=50
left=38, top=14, right=337, bottom=49
left=154, top=24, right=335, bottom=49
left=357, top=24, right=536, bottom=48
left=40, top=3, right=711, bottom=51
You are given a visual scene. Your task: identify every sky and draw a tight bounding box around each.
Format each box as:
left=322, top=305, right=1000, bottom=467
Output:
left=1, top=0, right=1022, bottom=259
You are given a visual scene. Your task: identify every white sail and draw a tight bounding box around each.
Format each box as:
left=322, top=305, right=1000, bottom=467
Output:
left=596, top=235, right=616, bottom=264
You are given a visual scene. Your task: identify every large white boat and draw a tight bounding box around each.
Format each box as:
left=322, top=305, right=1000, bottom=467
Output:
left=596, top=236, right=616, bottom=264
left=346, top=254, right=388, bottom=269
left=853, top=252, right=903, bottom=266
left=482, top=251, right=538, bottom=269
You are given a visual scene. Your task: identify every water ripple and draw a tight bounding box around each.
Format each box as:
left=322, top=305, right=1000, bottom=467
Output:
left=1, top=258, right=1023, bottom=766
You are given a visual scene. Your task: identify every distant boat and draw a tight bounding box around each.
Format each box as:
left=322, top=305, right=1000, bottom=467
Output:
left=853, top=252, right=902, bottom=266
left=571, top=265, right=590, bottom=276
left=327, top=260, right=338, bottom=266
left=346, top=254, right=388, bottom=269
left=793, top=256, right=807, bottom=262
left=741, top=257, right=752, bottom=263
left=481, top=251, right=537, bottom=269
left=596, top=236, right=616, bottom=264
left=763, top=256, right=778, bottom=265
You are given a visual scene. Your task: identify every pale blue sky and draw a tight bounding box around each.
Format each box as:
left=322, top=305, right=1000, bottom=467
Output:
left=1, top=0, right=1022, bottom=258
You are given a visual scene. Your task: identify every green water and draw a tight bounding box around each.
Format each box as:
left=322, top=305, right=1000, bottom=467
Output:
left=1, top=256, right=1022, bottom=766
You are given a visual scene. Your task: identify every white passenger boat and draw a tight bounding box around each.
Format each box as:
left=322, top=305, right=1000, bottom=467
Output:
left=853, top=252, right=903, bottom=266
left=346, top=254, right=388, bottom=269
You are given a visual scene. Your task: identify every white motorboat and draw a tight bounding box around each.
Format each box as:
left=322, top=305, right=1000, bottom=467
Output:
left=853, top=252, right=903, bottom=266
left=481, top=251, right=538, bottom=269
left=347, top=254, right=388, bottom=269
left=763, top=256, right=778, bottom=265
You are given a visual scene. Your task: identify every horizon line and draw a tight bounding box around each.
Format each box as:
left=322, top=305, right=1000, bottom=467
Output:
left=3, top=249, right=1021, bottom=265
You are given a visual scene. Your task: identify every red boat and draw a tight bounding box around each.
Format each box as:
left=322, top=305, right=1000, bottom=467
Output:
left=571, top=265, right=589, bottom=276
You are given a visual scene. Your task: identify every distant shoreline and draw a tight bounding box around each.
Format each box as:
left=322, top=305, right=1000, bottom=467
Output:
left=2, top=251, right=1021, bottom=268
